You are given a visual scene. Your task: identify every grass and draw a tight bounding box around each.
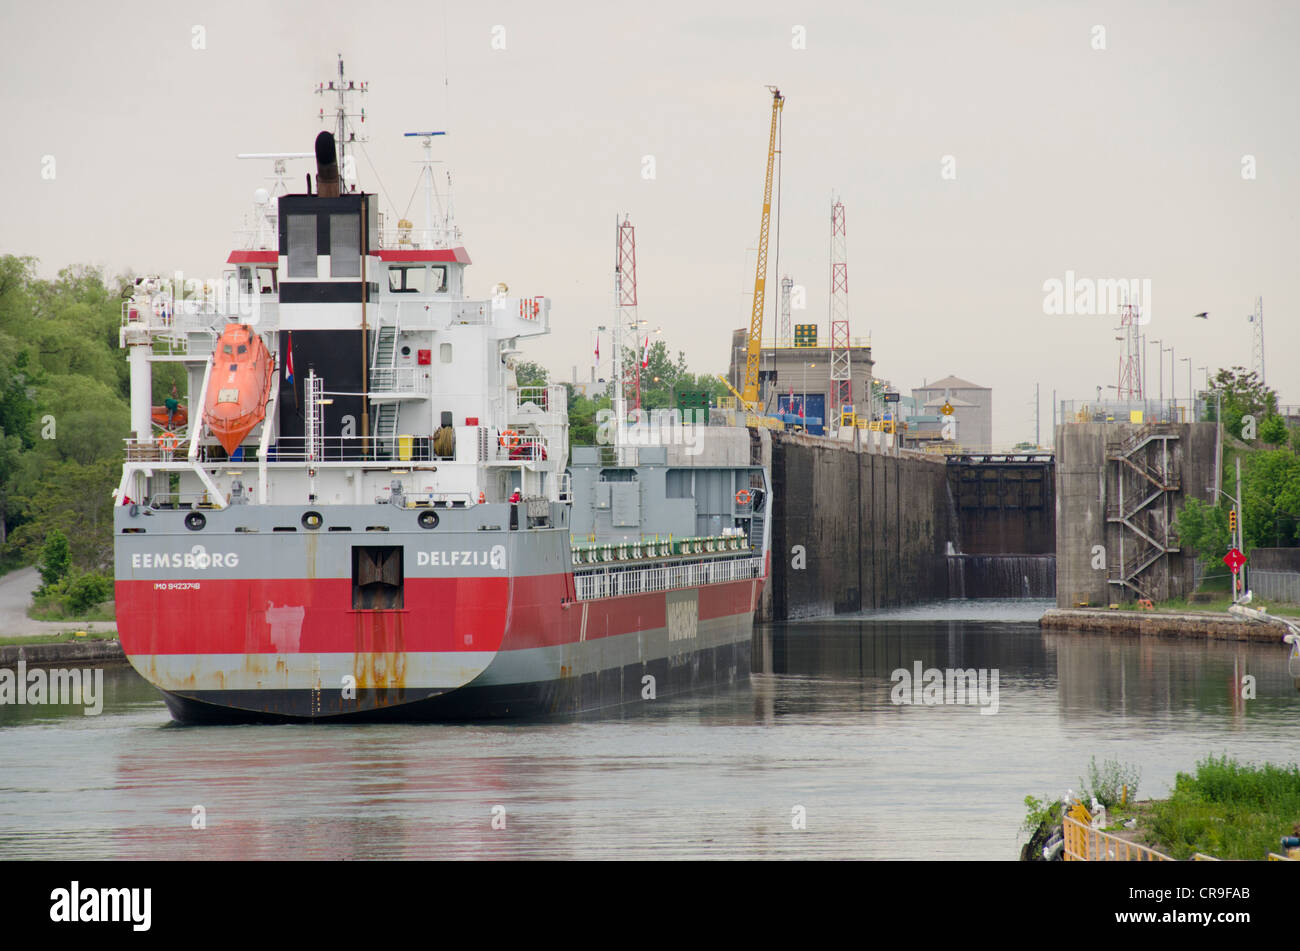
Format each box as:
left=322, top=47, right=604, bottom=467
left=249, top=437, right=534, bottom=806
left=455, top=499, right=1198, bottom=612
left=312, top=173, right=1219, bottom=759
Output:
left=1142, top=756, right=1300, bottom=860
left=26, top=600, right=116, bottom=623
left=0, top=629, right=118, bottom=646
left=1111, top=595, right=1300, bottom=618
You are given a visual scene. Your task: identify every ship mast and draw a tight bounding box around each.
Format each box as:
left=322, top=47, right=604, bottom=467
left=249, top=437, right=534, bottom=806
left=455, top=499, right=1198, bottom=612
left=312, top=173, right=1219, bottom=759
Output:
left=403, top=131, right=451, bottom=248
left=316, top=54, right=367, bottom=182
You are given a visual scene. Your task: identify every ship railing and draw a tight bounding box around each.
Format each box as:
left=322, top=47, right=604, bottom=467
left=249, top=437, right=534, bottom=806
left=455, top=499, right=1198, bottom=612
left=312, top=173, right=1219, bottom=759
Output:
left=370, top=367, right=432, bottom=396
left=515, top=386, right=549, bottom=411
left=574, top=555, right=761, bottom=601
left=124, top=438, right=192, bottom=463
left=374, top=225, right=463, bottom=250
left=491, top=435, right=550, bottom=464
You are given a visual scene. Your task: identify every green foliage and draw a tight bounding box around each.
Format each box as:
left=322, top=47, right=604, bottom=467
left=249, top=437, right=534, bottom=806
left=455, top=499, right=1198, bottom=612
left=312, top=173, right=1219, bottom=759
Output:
left=1241, top=449, right=1300, bottom=549
left=1259, top=413, right=1289, bottom=446
left=0, top=255, right=132, bottom=573
left=1173, top=498, right=1232, bottom=564
left=1079, top=756, right=1141, bottom=808
left=566, top=391, right=610, bottom=451
left=37, top=528, right=70, bottom=590
left=1205, top=366, right=1277, bottom=436
left=64, top=571, right=114, bottom=615
left=1021, top=794, right=1061, bottom=834
left=514, top=360, right=549, bottom=388
left=1145, top=756, right=1300, bottom=860
left=621, top=339, right=689, bottom=410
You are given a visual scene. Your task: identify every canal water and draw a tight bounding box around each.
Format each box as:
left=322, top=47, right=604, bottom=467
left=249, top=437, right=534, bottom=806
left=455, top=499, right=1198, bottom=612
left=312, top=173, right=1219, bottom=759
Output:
left=1, top=600, right=1296, bottom=860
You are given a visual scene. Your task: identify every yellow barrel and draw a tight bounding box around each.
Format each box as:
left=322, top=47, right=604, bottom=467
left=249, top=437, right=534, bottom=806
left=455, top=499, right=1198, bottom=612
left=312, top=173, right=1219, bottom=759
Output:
left=398, top=434, right=413, bottom=461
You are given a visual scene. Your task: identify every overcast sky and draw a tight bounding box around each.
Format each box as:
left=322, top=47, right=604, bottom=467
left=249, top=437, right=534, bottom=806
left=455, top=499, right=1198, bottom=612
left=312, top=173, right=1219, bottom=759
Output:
left=2, top=0, right=1296, bottom=447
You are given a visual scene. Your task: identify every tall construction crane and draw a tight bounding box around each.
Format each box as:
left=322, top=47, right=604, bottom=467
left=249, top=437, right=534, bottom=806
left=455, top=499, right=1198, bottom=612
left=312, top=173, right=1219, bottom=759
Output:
left=740, top=86, right=784, bottom=409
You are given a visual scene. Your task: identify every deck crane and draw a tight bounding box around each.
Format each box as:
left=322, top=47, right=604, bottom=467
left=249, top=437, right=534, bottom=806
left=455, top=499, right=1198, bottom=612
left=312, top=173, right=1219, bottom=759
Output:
left=739, top=86, right=784, bottom=411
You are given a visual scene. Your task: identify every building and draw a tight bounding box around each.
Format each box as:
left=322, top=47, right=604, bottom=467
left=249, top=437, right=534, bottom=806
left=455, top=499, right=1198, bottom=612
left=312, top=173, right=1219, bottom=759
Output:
left=725, top=329, right=875, bottom=435
left=911, top=374, right=992, bottom=451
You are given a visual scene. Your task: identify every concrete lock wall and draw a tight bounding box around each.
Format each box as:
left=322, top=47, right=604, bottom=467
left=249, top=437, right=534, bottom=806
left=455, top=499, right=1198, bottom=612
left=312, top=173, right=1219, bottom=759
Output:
left=767, top=432, right=951, bottom=619
left=1054, top=421, right=1217, bottom=608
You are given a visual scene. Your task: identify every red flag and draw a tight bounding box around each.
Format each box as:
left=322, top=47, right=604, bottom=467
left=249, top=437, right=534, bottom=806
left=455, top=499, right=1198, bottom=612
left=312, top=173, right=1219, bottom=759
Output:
left=594, top=335, right=600, bottom=365
left=284, top=331, right=295, bottom=384
left=641, top=336, right=650, bottom=369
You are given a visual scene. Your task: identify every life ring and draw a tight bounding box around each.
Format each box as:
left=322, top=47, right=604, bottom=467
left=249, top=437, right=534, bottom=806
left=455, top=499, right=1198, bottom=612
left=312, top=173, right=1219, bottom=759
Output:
left=159, top=432, right=178, bottom=453
left=498, top=430, right=521, bottom=449
left=735, top=489, right=752, bottom=505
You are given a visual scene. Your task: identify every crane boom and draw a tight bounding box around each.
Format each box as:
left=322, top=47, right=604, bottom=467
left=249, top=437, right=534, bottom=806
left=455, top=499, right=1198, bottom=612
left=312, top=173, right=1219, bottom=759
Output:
left=740, top=86, right=784, bottom=409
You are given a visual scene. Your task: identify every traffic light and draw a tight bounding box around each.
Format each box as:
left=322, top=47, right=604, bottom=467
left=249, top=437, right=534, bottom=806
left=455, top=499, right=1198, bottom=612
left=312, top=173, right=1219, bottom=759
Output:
left=1229, top=508, right=1237, bottom=535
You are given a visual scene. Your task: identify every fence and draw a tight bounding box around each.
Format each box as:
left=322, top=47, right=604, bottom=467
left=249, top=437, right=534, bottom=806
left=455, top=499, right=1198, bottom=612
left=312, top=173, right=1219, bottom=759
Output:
left=574, top=556, right=761, bottom=601
left=1058, top=399, right=1205, bottom=426
left=1250, top=569, right=1300, bottom=604
left=1062, top=814, right=1173, bottom=861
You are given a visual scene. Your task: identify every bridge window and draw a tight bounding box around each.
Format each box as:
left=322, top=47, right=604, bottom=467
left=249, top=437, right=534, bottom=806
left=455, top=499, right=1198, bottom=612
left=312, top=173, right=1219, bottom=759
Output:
left=286, top=214, right=317, bottom=278
left=257, top=267, right=277, bottom=294
left=430, top=266, right=446, bottom=292
left=388, top=265, right=425, bottom=293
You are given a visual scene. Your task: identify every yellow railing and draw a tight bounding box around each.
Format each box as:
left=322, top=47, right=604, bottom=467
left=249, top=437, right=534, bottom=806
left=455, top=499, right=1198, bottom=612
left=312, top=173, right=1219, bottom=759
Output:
left=1062, top=814, right=1173, bottom=861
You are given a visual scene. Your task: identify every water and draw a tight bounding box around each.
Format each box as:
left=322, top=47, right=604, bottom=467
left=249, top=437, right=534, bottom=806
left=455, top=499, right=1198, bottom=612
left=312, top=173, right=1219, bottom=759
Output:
left=2, top=598, right=1296, bottom=860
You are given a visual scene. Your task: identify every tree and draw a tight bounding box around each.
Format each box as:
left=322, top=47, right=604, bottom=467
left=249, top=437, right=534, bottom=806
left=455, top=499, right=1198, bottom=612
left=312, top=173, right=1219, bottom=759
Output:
left=1205, top=367, right=1278, bottom=438
left=1259, top=414, right=1289, bottom=446
left=514, top=360, right=549, bottom=388
left=37, top=528, right=70, bottom=590
left=1241, top=449, right=1300, bottom=549
left=1173, top=498, right=1231, bottom=564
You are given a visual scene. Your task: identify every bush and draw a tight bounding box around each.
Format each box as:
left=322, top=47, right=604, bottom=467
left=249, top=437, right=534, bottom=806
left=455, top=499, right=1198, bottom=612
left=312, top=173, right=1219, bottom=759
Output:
left=1080, top=756, right=1141, bottom=808
left=63, top=571, right=113, bottom=615
left=37, top=528, right=70, bottom=590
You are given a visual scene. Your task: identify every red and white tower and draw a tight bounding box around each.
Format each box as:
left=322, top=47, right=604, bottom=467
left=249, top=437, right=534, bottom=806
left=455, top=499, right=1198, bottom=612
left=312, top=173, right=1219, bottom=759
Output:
left=829, top=199, right=852, bottom=417
left=616, top=215, right=641, bottom=410
left=1116, top=302, right=1143, bottom=400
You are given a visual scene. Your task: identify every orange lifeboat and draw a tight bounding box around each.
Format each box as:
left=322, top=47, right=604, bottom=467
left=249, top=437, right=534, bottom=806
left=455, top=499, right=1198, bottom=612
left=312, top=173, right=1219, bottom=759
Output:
left=204, top=324, right=274, bottom=455
left=151, top=404, right=188, bottom=429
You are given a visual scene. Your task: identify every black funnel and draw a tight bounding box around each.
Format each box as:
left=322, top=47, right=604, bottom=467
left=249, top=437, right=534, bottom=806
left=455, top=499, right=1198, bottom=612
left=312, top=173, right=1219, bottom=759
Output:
left=315, top=131, right=340, bottom=197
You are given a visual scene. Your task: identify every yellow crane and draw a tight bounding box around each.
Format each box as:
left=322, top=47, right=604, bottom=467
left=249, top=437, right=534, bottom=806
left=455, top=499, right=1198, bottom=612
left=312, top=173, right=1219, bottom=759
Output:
left=740, top=86, right=784, bottom=410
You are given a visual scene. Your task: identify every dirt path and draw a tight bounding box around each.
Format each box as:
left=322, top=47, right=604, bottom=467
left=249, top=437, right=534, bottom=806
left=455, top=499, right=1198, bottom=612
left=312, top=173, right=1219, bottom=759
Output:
left=0, top=567, right=115, bottom=638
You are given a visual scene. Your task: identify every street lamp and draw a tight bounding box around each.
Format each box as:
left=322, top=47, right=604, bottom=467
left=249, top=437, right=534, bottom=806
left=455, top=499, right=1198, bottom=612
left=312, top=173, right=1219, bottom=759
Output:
left=1149, top=338, right=1163, bottom=413
left=1180, top=356, right=1191, bottom=420
left=803, top=362, right=816, bottom=429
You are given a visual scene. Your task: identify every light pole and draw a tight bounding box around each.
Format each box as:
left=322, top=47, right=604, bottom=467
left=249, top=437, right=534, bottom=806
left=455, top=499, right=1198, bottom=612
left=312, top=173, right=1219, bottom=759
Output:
left=1165, top=344, right=1174, bottom=418
left=1180, top=357, right=1191, bottom=421
left=803, top=362, right=816, bottom=430
left=1149, top=338, right=1163, bottom=415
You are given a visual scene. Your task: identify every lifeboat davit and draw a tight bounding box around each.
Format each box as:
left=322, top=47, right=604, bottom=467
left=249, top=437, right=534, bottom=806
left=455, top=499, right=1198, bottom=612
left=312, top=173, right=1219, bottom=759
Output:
left=151, top=404, right=188, bottom=429
left=204, top=324, right=274, bottom=455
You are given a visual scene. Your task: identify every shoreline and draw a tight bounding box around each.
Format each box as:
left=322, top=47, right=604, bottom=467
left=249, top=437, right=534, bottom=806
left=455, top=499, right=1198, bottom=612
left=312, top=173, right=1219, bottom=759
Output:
left=0, top=638, right=126, bottom=669
left=1040, top=607, right=1289, bottom=643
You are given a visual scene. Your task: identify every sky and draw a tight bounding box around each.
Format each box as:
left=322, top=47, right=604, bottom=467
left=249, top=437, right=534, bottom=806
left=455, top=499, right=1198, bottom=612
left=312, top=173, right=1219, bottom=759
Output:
left=2, top=0, right=1296, bottom=448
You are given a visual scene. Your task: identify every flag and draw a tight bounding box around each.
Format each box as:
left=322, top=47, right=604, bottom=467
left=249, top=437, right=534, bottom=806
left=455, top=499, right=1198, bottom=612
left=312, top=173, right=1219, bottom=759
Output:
left=641, top=336, right=650, bottom=369
left=594, top=335, right=600, bottom=365
left=284, top=332, right=295, bottom=384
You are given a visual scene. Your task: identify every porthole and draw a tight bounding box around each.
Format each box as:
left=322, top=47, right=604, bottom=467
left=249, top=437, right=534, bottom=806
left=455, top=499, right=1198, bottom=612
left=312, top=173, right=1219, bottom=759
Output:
left=418, top=510, right=439, bottom=529
left=184, top=512, right=206, bottom=531
left=302, top=510, right=324, bottom=530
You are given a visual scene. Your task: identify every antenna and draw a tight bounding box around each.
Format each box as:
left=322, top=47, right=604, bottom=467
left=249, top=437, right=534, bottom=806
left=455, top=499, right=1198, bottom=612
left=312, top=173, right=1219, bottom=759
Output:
left=235, top=153, right=314, bottom=249
left=1247, top=296, right=1264, bottom=387
left=402, top=131, right=456, bottom=248
left=315, top=54, right=367, bottom=182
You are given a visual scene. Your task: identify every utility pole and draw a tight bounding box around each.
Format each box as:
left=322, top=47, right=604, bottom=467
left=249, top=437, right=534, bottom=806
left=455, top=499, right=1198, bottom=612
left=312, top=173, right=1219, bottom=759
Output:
left=1236, top=455, right=1245, bottom=600
left=1034, top=382, right=1040, bottom=447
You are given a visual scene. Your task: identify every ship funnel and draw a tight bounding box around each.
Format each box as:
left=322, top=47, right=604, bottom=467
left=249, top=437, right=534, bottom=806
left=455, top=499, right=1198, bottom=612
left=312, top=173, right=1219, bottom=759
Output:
left=315, top=131, right=340, bottom=197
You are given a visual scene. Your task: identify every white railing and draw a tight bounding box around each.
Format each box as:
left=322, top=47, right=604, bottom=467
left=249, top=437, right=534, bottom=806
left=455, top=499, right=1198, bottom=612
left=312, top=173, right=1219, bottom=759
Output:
left=370, top=366, right=432, bottom=395
left=574, top=556, right=761, bottom=601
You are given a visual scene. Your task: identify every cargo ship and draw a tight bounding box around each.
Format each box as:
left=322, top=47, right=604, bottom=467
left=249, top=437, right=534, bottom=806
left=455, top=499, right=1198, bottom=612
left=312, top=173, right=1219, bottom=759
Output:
left=113, top=65, right=770, bottom=723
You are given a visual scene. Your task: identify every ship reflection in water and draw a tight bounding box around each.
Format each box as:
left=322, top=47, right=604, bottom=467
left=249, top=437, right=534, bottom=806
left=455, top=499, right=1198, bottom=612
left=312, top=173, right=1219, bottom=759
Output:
left=1, top=599, right=1295, bottom=860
